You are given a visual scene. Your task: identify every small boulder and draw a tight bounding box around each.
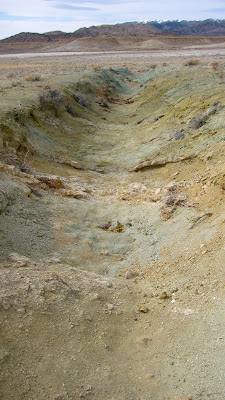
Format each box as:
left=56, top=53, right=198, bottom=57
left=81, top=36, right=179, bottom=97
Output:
left=159, top=291, right=170, bottom=300
left=125, top=270, right=139, bottom=279
left=139, top=306, right=149, bottom=313
left=9, top=253, right=31, bottom=267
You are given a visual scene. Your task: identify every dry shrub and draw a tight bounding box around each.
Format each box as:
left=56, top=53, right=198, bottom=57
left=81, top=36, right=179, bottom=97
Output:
left=65, top=104, right=77, bottom=117
left=0, top=148, right=32, bottom=174
left=74, top=93, right=88, bottom=107
left=17, top=151, right=32, bottom=174
left=160, top=185, right=187, bottom=220
left=162, top=63, right=168, bottom=67
left=38, top=176, right=64, bottom=189
left=95, top=96, right=109, bottom=108
left=95, top=87, right=114, bottom=104
left=211, top=62, right=219, bottom=71
left=150, top=64, right=157, bottom=69
left=210, top=62, right=224, bottom=83
left=24, top=74, right=41, bottom=82
left=39, top=88, right=66, bottom=115
left=184, top=59, right=200, bottom=66
left=11, top=81, right=21, bottom=87
left=64, top=93, right=71, bottom=105
left=7, top=72, right=16, bottom=79
left=10, top=105, right=27, bottom=125
left=188, top=114, right=207, bottom=130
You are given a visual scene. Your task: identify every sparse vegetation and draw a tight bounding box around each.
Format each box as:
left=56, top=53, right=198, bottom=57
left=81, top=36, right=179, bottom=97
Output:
left=11, top=81, right=22, bottom=87
left=92, top=64, right=101, bottom=71
left=6, top=72, right=16, bottom=79
left=96, top=96, right=109, bottom=108
left=0, top=148, right=31, bottom=173
left=10, top=105, right=27, bottom=125
left=210, top=62, right=224, bottom=83
left=39, top=88, right=66, bottom=116
left=24, top=74, right=41, bottom=82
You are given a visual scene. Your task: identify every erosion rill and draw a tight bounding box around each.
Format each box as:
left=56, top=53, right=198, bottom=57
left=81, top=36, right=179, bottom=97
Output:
left=0, top=54, right=225, bottom=400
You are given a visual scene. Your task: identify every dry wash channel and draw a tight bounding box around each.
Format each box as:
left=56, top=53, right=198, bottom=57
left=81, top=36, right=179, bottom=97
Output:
left=0, top=60, right=225, bottom=400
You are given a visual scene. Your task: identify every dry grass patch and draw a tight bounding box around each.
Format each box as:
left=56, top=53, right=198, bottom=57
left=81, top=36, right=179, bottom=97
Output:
left=92, top=64, right=101, bottom=71
left=211, top=62, right=219, bottom=71
left=184, top=59, right=200, bottom=66
left=24, top=74, right=41, bottom=82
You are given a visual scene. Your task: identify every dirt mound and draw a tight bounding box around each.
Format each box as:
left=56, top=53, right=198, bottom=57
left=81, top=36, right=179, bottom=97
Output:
left=139, top=38, right=171, bottom=49
left=55, top=37, right=123, bottom=51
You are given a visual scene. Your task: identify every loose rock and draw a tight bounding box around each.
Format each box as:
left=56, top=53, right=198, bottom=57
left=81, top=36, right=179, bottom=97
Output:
left=125, top=270, right=139, bottom=279
left=159, top=291, right=170, bottom=300
left=139, top=306, right=149, bottom=313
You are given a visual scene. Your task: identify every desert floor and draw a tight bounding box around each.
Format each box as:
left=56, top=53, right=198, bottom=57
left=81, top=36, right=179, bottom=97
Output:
left=0, top=45, right=225, bottom=400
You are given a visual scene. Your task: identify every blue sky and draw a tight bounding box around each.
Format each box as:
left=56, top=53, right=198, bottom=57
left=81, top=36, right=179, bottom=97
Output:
left=0, top=0, right=225, bottom=39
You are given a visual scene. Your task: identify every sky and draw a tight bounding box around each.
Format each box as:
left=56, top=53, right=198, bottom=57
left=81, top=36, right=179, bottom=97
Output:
left=0, top=0, right=225, bottom=39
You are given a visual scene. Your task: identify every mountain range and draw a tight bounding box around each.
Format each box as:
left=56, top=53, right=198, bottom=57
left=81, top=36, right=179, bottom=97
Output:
left=2, top=20, right=225, bottom=43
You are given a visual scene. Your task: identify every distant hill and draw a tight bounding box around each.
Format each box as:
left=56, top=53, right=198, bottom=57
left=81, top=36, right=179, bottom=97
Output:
left=72, top=23, right=164, bottom=38
left=0, top=22, right=166, bottom=43
left=2, top=20, right=225, bottom=44
left=147, top=19, right=225, bottom=36
left=1, top=31, right=74, bottom=43
left=1, top=32, right=52, bottom=43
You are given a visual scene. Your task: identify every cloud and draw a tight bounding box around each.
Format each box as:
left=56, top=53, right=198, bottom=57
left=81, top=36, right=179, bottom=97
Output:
left=46, top=0, right=138, bottom=3
left=205, top=8, right=225, bottom=12
left=0, top=12, right=29, bottom=21
left=52, top=4, right=99, bottom=10
left=0, top=11, right=75, bottom=23
left=0, top=11, right=64, bottom=21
